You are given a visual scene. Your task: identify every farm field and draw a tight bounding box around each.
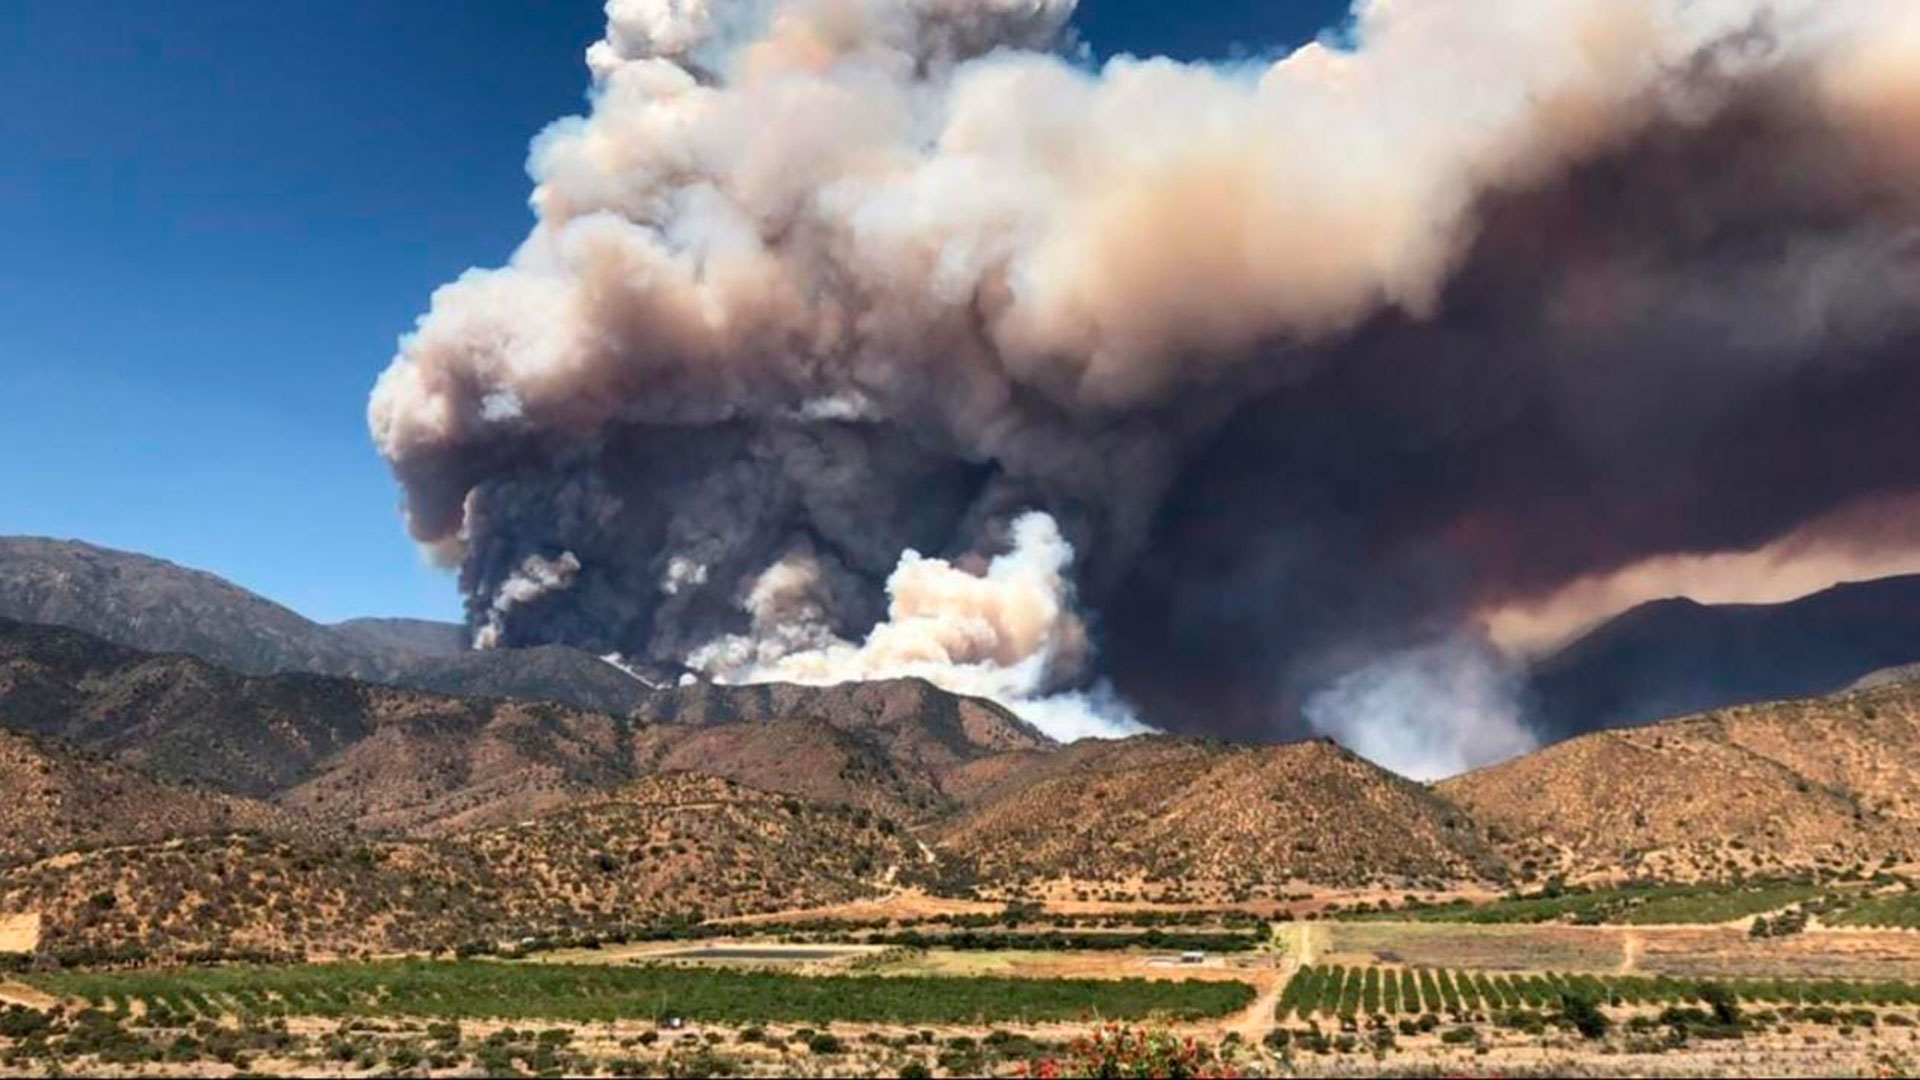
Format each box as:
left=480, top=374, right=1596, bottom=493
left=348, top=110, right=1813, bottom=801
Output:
left=1311, top=918, right=1920, bottom=980
left=1832, top=891, right=1920, bottom=930
left=1278, top=963, right=1920, bottom=1021
left=22, top=959, right=1257, bottom=1027
left=5, top=909, right=1920, bottom=1076
left=1634, top=926, right=1920, bottom=980
left=526, top=942, right=887, bottom=967
left=857, top=946, right=1277, bottom=982
left=1356, top=881, right=1827, bottom=925
left=1314, top=920, right=1628, bottom=972
left=6, top=879, right=1920, bottom=1077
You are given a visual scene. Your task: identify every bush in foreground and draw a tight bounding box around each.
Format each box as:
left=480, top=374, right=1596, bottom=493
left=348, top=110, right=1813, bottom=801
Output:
left=1021, top=1023, right=1235, bottom=1079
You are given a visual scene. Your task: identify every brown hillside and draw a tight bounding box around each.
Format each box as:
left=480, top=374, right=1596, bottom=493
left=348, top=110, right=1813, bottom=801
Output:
left=0, top=775, right=927, bottom=961
left=456, top=772, right=931, bottom=924
left=1440, top=682, right=1920, bottom=881
left=0, top=618, right=1046, bottom=837
left=0, top=730, right=298, bottom=863
left=0, top=618, right=627, bottom=815
left=935, top=736, right=1504, bottom=897
left=633, top=679, right=1050, bottom=751
left=276, top=694, right=636, bottom=834
left=629, top=717, right=953, bottom=825
left=626, top=680, right=1054, bottom=825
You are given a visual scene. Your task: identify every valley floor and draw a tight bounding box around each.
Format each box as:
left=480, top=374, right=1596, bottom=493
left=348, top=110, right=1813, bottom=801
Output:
left=5, top=885, right=1920, bottom=1078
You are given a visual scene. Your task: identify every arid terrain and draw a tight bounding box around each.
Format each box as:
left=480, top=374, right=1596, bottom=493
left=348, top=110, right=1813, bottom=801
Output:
left=3, top=544, right=1920, bottom=1077
left=23, top=0, right=1920, bottom=1073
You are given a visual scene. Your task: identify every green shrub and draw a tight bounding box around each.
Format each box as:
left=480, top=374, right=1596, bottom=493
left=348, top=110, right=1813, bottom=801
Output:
left=807, top=1032, right=844, bottom=1055
left=1560, top=993, right=1610, bottom=1040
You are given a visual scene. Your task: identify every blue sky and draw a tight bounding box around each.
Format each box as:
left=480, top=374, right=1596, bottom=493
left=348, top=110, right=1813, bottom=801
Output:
left=0, top=1, right=1350, bottom=624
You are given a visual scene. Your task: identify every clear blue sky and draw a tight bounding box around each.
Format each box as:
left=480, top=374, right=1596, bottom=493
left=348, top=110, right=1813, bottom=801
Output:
left=0, top=1, right=1350, bottom=624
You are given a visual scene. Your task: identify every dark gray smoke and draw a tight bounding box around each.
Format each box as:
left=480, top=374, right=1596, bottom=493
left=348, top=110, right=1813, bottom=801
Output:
left=371, top=0, right=1920, bottom=774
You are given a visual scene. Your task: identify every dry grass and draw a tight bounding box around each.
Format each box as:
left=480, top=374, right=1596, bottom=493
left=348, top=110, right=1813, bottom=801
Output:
left=1316, top=921, right=1626, bottom=973
left=1635, top=926, right=1920, bottom=980
left=1442, top=684, right=1920, bottom=882
left=936, top=737, right=1502, bottom=896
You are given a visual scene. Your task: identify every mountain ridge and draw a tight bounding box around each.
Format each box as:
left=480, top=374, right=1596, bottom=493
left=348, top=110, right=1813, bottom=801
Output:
left=1525, top=573, right=1920, bottom=738
left=0, top=536, right=647, bottom=715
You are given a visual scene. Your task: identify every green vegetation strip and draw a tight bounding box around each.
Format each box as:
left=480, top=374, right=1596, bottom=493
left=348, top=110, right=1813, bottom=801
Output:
left=28, top=960, right=1254, bottom=1026
left=1829, top=890, right=1920, bottom=929
left=1276, top=964, right=1920, bottom=1020
left=1352, top=881, right=1822, bottom=925
left=858, top=930, right=1261, bottom=952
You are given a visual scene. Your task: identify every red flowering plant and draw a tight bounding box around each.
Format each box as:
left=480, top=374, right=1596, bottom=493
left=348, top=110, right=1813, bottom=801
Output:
left=1016, top=1022, right=1238, bottom=1079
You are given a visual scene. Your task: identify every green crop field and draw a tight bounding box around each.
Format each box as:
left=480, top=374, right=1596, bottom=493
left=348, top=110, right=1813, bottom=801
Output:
left=855, top=929, right=1262, bottom=952
left=26, top=960, right=1255, bottom=1026
left=1357, top=882, right=1822, bottom=926
left=1275, top=964, right=1920, bottom=1020
left=1828, top=890, right=1920, bottom=929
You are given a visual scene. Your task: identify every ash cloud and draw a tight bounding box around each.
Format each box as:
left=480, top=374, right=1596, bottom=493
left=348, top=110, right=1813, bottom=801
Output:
left=372, top=0, right=1920, bottom=761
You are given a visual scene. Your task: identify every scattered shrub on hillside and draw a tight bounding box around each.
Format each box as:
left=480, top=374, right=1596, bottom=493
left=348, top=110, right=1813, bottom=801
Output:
left=807, top=1032, right=844, bottom=1055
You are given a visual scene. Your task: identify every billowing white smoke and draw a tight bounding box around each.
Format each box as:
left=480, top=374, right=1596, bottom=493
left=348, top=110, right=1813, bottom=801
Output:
left=1302, top=636, right=1537, bottom=781
left=690, top=511, right=1148, bottom=740
left=473, top=551, right=582, bottom=650
left=373, top=0, right=1920, bottom=471
left=369, top=0, right=1920, bottom=770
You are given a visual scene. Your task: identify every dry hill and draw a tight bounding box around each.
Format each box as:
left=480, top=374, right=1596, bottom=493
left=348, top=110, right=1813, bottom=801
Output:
left=0, top=729, right=298, bottom=864
left=935, top=736, right=1504, bottom=899
left=626, top=680, right=1053, bottom=825
left=1441, top=682, right=1920, bottom=881
left=0, top=618, right=1051, bottom=836
left=1, top=774, right=926, bottom=961
left=0, top=617, right=626, bottom=816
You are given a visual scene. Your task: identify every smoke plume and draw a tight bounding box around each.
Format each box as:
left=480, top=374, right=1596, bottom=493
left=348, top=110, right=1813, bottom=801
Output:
left=473, top=551, right=583, bottom=650
left=371, top=0, right=1920, bottom=763
left=1303, top=635, right=1537, bottom=782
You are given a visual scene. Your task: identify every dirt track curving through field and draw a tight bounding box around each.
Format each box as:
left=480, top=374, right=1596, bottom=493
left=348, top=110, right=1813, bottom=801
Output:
left=1618, top=929, right=1641, bottom=974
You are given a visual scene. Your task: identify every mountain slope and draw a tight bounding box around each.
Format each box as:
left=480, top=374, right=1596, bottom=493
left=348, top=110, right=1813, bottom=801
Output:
left=1, top=774, right=926, bottom=960
left=0, top=537, right=645, bottom=714
left=627, top=680, right=1054, bottom=824
left=0, top=537, right=362, bottom=675
left=1442, top=681, right=1920, bottom=881
left=0, top=618, right=1054, bottom=835
left=630, top=679, right=1049, bottom=754
left=1526, top=574, right=1920, bottom=738
left=0, top=729, right=300, bottom=863
left=935, top=736, right=1505, bottom=896
left=628, top=717, right=952, bottom=825
left=0, top=617, right=632, bottom=818
left=330, top=617, right=468, bottom=657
